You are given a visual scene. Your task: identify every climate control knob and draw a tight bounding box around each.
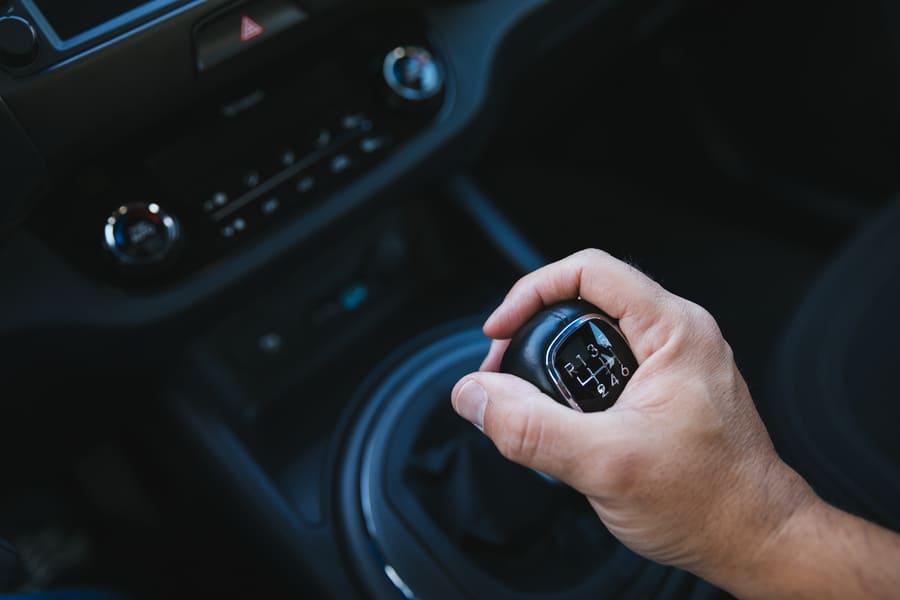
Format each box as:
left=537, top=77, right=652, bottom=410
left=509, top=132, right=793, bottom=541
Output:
left=103, top=202, right=181, bottom=267
left=382, top=46, right=443, bottom=104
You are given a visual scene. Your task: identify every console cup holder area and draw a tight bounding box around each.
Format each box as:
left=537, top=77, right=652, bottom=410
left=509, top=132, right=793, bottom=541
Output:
left=337, top=322, right=719, bottom=599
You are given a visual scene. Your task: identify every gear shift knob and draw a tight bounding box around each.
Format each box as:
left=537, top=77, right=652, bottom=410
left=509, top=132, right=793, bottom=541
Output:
left=499, top=300, right=638, bottom=412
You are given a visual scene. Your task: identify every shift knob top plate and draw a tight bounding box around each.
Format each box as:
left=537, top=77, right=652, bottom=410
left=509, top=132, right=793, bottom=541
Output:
left=500, top=300, right=638, bottom=413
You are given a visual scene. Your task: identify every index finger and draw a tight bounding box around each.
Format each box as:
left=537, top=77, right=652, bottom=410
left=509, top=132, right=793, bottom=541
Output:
left=483, top=249, right=674, bottom=359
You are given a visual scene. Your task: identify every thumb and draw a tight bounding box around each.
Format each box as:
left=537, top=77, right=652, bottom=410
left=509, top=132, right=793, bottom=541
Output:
left=451, top=372, right=607, bottom=484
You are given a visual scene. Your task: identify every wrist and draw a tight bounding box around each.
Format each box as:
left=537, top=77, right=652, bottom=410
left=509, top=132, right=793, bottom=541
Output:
left=739, top=492, right=900, bottom=599
left=704, top=458, right=820, bottom=598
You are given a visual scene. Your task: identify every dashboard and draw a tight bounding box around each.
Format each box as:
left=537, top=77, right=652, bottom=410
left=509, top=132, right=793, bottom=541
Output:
left=0, top=0, right=658, bottom=341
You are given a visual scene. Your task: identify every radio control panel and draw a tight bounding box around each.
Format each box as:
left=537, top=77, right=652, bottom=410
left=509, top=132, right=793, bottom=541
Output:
left=28, top=13, right=446, bottom=286
left=189, top=109, right=391, bottom=243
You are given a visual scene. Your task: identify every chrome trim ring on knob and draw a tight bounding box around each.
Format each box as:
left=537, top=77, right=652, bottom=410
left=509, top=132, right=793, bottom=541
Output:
left=544, top=313, right=625, bottom=412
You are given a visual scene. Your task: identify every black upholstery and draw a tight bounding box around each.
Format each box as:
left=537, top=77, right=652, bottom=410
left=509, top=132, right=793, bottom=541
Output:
left=767, top=197, right=900, bottom=530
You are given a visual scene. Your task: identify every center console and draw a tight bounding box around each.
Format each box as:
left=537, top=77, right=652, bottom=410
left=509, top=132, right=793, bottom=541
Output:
left=165, top=187, right=725, bottom=598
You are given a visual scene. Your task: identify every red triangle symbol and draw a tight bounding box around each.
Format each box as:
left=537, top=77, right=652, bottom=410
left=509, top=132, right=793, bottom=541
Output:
left=240, top=15, right=265, bottom=43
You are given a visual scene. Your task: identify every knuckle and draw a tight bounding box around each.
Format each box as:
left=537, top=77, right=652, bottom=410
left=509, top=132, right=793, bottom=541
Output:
left=719, top=339, right=736, bottom=364
left=669, top=301, right=722, bottom=348
left=667, top=301, right=737, bottom=371
left=576, top=248, right=608, bottom=262
left=689, top=303, right=721, bottom=338
left=506, top=275, right=531, bottom=300
left=571, top=248, right=612, bottom=275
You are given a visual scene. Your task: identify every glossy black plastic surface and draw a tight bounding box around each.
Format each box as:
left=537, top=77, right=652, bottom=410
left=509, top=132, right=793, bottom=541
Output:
left=552, top=317, right=636, bottom=412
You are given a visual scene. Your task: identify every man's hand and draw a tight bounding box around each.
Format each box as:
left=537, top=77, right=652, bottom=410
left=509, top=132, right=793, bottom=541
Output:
left=451, top=249, right=900, bottom=599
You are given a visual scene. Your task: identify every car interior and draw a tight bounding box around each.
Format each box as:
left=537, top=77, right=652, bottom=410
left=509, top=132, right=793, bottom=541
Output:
left=1, top=0, right=899, bottom=597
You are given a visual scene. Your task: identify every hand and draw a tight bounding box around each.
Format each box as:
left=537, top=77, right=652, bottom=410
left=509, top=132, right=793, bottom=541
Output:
left=451, top=249, right=816, bottom=595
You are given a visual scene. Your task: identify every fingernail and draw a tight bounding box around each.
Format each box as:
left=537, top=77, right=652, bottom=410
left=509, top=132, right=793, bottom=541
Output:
left=454, top=380, right=488, bottom=430
left=478, top=339, right=500, bottom=371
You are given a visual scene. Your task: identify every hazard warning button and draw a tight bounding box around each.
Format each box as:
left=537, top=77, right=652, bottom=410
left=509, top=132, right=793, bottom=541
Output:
left=195, top=0, right=308, bottom=72
left=240, top=15, right=266, bottom=43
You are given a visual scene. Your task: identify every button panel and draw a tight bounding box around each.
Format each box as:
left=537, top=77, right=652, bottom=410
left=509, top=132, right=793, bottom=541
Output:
left=137, top=22, right=443, bottom=280
left=39, top=13, right=445, bottom=287
left=195, top=110, right=392, bottom=243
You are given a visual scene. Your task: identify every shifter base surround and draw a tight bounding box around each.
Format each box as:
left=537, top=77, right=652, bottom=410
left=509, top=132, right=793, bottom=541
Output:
left=337, top=322, right=721, bottom=599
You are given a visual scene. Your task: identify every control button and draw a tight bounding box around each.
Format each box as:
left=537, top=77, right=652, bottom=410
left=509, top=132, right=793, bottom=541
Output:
left=296, top=176, right=316, bottom=194
left=341, top=114, right=372, bottom=132
left=243, top=171, right=261, bottom=188
left=258, top=332, right=283, bottom=355
left=104, top=203, right=181, bottom=267
left=221, top=216, right=247, bottom=239
left=314, top=129, right=332, bottom=149
left=359, top=136, right=390, bottom=155
left=330, top=154, right=352, bottom=174
left=280, top=149, right=296, bottom=166
left=239, top=15, right=265, bottom=43
left=371, top=231, right=410, bottom=278
left=383, top=46, right=444, bottom=102
left=204, top=192, right=228, bottom=212
left=194, top=0, right=308, bottom=72
left=0, top=16, right=38, bottom=69
left=261, top=197, right=280, bottom=215
left=339, top=283, right=370, bottom=312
